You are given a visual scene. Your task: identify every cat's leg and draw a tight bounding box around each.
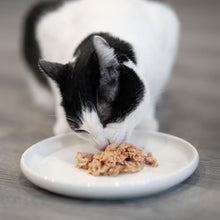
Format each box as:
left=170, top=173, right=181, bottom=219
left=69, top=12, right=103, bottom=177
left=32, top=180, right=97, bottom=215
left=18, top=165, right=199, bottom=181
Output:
left=137, top=7, right=179, bottom=133
left=25, top=72, right=54, bottom=112
left=49, top=80, right=71, bottom=135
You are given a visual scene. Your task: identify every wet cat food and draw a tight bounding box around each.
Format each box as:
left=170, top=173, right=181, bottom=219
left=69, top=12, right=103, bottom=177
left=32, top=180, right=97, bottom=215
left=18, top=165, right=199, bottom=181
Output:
left=76, top=143, right=158, bottom=176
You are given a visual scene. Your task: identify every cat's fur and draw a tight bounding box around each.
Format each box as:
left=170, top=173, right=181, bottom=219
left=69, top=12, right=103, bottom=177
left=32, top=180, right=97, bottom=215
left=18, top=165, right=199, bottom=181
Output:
left=23, top=0, right=179, bottom=149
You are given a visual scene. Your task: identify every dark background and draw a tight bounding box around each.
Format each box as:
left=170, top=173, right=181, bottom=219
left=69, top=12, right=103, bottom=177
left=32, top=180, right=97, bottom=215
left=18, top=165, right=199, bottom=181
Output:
left=0, top=0, right=219, bottom=219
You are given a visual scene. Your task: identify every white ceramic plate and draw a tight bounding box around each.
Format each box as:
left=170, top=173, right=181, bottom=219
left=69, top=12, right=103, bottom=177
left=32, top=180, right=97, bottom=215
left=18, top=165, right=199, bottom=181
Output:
left=20, top=131, right=199, bottom=199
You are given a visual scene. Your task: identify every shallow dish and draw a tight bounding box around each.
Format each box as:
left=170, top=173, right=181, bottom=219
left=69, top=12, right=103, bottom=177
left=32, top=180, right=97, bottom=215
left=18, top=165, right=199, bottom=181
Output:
left=20, top=131, right=199, bottom=199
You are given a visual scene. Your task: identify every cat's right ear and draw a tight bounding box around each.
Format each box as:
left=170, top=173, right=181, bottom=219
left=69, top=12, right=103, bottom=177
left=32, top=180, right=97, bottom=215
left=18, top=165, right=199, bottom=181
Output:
left=38, top=59, right=64, bottom=83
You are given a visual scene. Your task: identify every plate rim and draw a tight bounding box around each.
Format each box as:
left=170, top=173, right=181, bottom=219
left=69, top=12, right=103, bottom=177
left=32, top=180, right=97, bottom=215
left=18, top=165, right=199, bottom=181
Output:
left=20, top=131, right=199, bottom=198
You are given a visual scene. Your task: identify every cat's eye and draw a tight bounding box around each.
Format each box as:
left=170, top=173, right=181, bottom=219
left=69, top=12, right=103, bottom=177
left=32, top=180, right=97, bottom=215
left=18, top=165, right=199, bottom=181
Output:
left=75, top=129, right=89, bottom=134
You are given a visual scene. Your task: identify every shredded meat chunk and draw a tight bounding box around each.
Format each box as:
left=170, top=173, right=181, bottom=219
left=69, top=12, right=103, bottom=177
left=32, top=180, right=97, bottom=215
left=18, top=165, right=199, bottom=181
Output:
left=75, top=152, right=94, bottom=169
left=144, top=152, right=159, bottom=167
left=75, top=143, right=158, bottom=176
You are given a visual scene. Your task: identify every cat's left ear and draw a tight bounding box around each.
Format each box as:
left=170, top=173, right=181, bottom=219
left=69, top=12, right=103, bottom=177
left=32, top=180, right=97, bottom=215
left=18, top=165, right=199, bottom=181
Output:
left=38, top=59, right=65, bottom=83
left=93, top=35, right=118, bottom=69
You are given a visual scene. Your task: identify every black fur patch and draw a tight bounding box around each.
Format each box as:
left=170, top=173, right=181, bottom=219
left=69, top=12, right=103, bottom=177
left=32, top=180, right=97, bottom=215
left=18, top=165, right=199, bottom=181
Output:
left=58, top=47, right=100, bottom=129
left=102, top=65, right=144, bottom=125
left=73, top=33, right=143, bottom=127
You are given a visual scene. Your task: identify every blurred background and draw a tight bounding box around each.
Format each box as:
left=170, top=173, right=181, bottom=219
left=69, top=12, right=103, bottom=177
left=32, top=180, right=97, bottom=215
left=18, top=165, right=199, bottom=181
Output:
left=0, top=0, right=219, bottom=220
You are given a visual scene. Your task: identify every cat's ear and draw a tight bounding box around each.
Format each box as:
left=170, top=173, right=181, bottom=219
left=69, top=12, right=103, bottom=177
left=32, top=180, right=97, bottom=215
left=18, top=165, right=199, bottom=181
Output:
left=38, top=59, right=64, bottom=82
left=93, top=35, right=117, bottom=69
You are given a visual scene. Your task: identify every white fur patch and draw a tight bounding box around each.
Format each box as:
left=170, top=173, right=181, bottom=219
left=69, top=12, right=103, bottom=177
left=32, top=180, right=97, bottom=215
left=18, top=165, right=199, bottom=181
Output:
left=80, top=109, right=109, bottom=149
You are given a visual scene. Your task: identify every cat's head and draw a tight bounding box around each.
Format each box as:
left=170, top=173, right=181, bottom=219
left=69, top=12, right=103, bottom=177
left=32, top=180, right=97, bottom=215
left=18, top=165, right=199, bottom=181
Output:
left=39, top=34, right=148, bottom=150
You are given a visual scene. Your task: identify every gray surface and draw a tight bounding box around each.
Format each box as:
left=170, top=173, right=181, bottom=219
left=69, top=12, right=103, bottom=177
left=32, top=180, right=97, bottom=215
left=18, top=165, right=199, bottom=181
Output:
left=0, top=0, right=220, bottom=219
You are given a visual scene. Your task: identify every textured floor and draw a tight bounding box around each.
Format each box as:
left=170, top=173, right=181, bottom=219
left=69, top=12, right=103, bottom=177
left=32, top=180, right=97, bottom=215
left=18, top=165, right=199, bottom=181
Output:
left=0, top=0, right=219, bottom=220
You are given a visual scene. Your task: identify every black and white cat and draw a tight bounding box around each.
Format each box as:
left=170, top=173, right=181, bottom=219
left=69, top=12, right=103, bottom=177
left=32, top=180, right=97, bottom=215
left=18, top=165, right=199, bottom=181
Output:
left=23, top=0, right=179, bottom=150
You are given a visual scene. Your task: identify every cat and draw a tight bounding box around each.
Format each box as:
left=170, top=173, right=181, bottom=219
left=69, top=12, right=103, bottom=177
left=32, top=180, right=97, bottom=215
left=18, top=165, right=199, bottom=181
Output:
left=23, top=0, right=179, bottom=150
